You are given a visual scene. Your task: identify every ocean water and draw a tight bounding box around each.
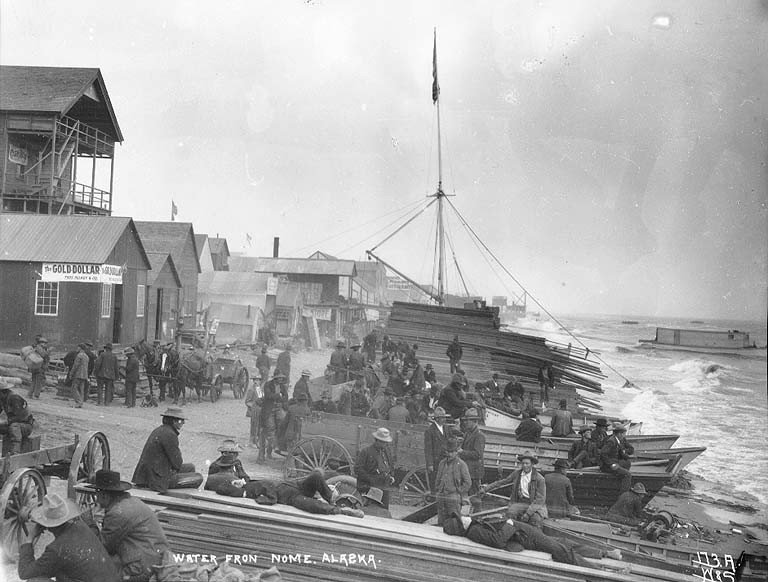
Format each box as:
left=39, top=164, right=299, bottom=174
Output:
left=505, top=313, right=768, bottom=506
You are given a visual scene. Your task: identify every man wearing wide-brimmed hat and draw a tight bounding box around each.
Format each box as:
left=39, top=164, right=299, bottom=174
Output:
left=545, top=459, right=578, bottom=518
left=69, top=342, right=90, bottom=408
left=93, top=342, right=119, bottom=405
left=124, top=346, right=140, bottom=408
left=591, top=417, right=610, bottom=448
left=550, top=398, right=575, bottom=437
left=277, top=391, right=311, bottom=453
left=257, top=371, right=287, bottom=461
left=446, top=334, right=463, bottom=374
left=424, top=406, right=451, bottom=493
left=80, top=469, right=169, bottom=581
left=244, top=375, right=263, bottom=446
left=568, top=425, right=598, bottom=469
left=255, top=346, right=271, bottom=388
left=292, top=368, right=313, bottom=406
left=329, top=341, right=348, bottom=384
left=314, top=389, right=338, bottom=414
left=599, top=422, right=635, bottom=493
left=435, top=438, right=471, bottom=526
left=438, top=373, right=476, bottom=420
left=356, top=427, right=395, bottom=508
left=480, top=450, right=548, bottom=529
left=132, top=407, right=203, bottom=492
left=206, top=439, right=251, bottom=490
left=606, top=482, right=648, bottom=525
left=460, top=407, right=486, bottom=495
left=17, top=492, right=120, bottom=581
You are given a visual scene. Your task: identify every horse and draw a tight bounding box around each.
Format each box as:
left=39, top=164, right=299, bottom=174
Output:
left=175, top=350, right=213, bottom=404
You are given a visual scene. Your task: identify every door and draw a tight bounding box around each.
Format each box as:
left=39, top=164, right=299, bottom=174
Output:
left=155, top=288, right=163, bottom=340
left=112, top=284, right=123, bottom=343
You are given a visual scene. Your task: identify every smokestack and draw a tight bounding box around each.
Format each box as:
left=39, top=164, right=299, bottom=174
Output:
left=273, top=237, right=280, bottom=258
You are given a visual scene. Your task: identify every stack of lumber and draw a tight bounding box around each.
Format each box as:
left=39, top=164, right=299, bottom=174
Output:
left=385, top=302, right=604, bottom=409
left=132, top=488, right=692, bottom=582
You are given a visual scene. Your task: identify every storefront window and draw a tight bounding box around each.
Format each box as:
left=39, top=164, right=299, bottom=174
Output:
left=137, top=284, right=145, bottom=317
left=101, top=283, right=113, bottom=318
left=35, top=281, right=58, bottom=316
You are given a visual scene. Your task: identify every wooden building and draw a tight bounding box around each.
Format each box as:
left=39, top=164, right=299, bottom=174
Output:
left=0, top=214, right=150, bottom=347
left=0, top=66, right=123, bottom=215
left=135, top=221, right=201, bottom=331
left=195, top=234, right=215, bottom=272
left=208, top=237, right=230, bottom=271
left=144, top=252, right=182, bottom=342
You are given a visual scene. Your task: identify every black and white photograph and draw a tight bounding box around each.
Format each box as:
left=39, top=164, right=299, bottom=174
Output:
left=0, top=1, right=766, bottom=581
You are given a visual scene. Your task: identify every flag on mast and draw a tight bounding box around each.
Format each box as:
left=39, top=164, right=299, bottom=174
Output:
left=171, top=200, right=178, bottom=221
left=432, top=28, right=440, bottom=104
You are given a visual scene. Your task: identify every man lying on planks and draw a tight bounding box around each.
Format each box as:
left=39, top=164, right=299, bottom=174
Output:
left=203, top=440, right=364, bottom=518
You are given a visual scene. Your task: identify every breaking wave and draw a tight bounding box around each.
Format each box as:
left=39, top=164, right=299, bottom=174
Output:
left=668, top=358, right=729, bottom=391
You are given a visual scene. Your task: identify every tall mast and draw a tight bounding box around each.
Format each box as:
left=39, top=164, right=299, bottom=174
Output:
left=432, top=27, right=447, bottom=306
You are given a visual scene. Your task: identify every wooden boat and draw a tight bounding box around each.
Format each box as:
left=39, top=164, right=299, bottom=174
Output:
left=130, top=488, right=688, bottom=581
left=638, top=327, right=759, bottom=354
left=481, top=424, right=680, bottom=451
left=483, top=404, right=643, bottom=435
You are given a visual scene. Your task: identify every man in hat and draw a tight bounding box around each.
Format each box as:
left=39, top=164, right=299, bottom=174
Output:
left=545, top=459, right=577, bottom=518
left=591, top=417, right=610, bottom=449
left=206, top=439, right=251, bottom=490
left=550, top=398, right=575, bottom=437
left=81, top=470, right=169, bottom=581
left=387, top=396, right=410, bottom=423
left=157, top=342, right=180, bottom=403
left=132, top=407, right=203, bottom=492
left=256, top=346, right=272, bottom=388
left=408, top=358, right=426, bottom=392
left=84, top=340, right=97, bottom=378
left=460, top=407, right=486, bottom=495
left=424, top=363, right=437, bottom=385
left=424, top=406, right=450, bottom=493
left=18, top=492, right=121, bottom=581
left=314, top=390, right=338, bottom=414
left=93, top=342, right=119, bottom=405
left=258, top=371, right=286, bottom=461
left=515, top=409, right=543, bottom=443
left=484, top=373, right=503, bottom=400
left=329, top=341, right=348, bottom=384
left=360, top=487, right=391, bottom=518
left=277, top=391, right=311, bottom=453
left=569, top=425, right=598, bottom=468
left=0, top=386, right=34, bottom=455
left=446, top=335, right=463, bottom=374
left=244, top=376, right=262, bottom=446
left=69, top=343, right=90, bottom=408
left=438, top=373, right=476, bottom=420
left=537, top=362, right=555, bottom=408
left=276, top=344, right=292, bottom=385
left=480, top=451, right=548, bottom=529
left=347, top=344, right=366, bottom=379
left=606, top=482, right=648, bottom=525
left=124, top=347, right=140, bottom=407
left=363, top=328, right=378, bottom=365
left=27, top=335, right=50, bottom=399
left=292, top=368, right=313, bottom=406
left=435, top=437, right=471, bottom=526
left=349, top=378, right=371, bottom=417
left=599, top=422, right=635, bottom=492
left=356, top=427, right=395, bottom=508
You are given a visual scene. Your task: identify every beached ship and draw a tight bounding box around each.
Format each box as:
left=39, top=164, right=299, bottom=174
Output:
left=638, top=327, right=758, bottom=354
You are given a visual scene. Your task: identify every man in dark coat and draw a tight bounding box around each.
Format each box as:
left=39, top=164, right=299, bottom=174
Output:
left=292, top=368, right=313, bottom=406
left=591, top=417, right=609, bottom=448
left=124, top=347, right=140, bottom=408
left=599, top=422, right=634, bottom=492
left=424, top=363, right=437, bottom=385
left=550, top=398, right=574, bottom=437
left=606, top=482, right=648, bottom=525
left=0, top=386, right=34, bottom=455
left=258, top=372, right=286, bottom=461
left=27, top=336, right=50, bottom=399
left=349, top=379, right=371, bottom=417
left=459, top=407, right=486, bottom=495
left=255, top=346, right=271, bottom=388
left=82, top=470, right=169, bottom=582
left=84, top=340, right=97, bottom=377
left=481, top=451, right=548, bottom=529
left=484, top=373, right=503, bottom=399
left=537, top=362, right=555, bottom=407
left=387, top=396, right=410, bottom=423
left=69, top=343, right=90, bottom=408
left=446, top=335, right=463, bottom=373
left=94, top=342, right=119, bottom=405
left=314, top=390, right=338, bottom=414
left=545, top=459, right=577, bottom=518
left=424, top=406, right=450, bottom=493
left=515, top=410, right=543, bottom=443
left=276, top=345, right=292, bottom=385
left=18, top=492, right=121, bottom=582
left=356, top=427, right=395, bottom=508
left=329, top=341, right=348, bottom=384
left=347, top=344, right=366, bottom=380
left=277, top=392, right=311, bottom=453
left=438, top=374, right=475, bottom=419
left=569, top=425, right=598, bottom=468
left=132, top=407, right=203, bottom=492
left=206, top=439, right=251, bottom=490
left=363, top=329, right=378, bottom=364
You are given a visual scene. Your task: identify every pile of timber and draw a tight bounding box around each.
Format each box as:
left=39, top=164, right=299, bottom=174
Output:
left=132, top=488, right=691, bottom=582
left=385, top=302, right=605, bottom=407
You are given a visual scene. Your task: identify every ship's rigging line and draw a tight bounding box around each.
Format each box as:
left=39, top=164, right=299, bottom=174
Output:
left=445, top=196, right=638, bottom=388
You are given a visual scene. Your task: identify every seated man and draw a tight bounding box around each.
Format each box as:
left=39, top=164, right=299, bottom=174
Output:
left=214, top=469, right=364, bottom=518
left=18, top=492, right=121, bottom=582
left=206, top=439, right=250, bottom=490
left=599, top=422, right=634, bottom=492
left=606, top=482, right=648, bottom=526
left=515, top=410, right=543, bottom=443
left=81, top=469, right=169, bottom=582
left=545, top=459, right=578, bottom=518
left=480, top=451, right=547, bottom=529
left=568, top=425, right=598, bottom=468
left=0, top=386, right=34, bottom=456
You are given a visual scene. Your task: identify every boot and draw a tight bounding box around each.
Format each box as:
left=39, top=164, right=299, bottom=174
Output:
left=335, top=506, right=365, bottom=518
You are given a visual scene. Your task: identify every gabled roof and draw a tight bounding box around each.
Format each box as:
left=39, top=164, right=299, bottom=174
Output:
left=308, top=250, right=337, bottom=260
left=135, top=221, right=201, bottom=275
left=208, top=237, right=230, bottom=257
left=230, top=256, right=357, bottom=277
left=0, top=213, right=150, bottom=268
left=146, top=252, right=182, bottom=288
left=194, top=234, right=209, bottom=258
left=0, top=66, right=123, bottom=141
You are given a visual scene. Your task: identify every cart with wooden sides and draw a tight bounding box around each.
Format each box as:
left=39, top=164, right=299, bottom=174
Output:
left=282, top=411, right=435, bottom=506
left=0, top=431, right=110, bottom=561
left=211, top=356, right=249, bottom=401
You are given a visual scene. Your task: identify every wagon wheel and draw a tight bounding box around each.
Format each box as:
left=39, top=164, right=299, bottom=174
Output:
left=212, top=376, right=223, bottom=403
left=398, top=467, right=432, bottom=506
left=282, top=436, right=354, bottom=480
left=68, top=432, right=110, bottom=519
left=0, top=468, right=46, bottom=561
left=233, top=366, right=248, bottom=400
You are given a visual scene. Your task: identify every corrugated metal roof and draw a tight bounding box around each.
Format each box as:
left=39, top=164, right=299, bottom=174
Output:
left=0, top=66, right=123, bottom=141
left=229, top=256, right=357, bottom=276
left=146, top=252, right=182, bottom=287
left=0, top=213, right=149, bottom=267
left=134, top=221, right=202, bottom=275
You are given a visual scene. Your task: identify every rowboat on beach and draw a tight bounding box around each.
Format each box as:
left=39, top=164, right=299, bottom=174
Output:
left=483, top=403, right=643, bottom=435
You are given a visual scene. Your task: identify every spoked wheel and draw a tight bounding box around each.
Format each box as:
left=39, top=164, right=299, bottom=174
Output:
left=0, top=468, right=46, bottom=561
left=398, top=468, right=432, bottom=506
left=282, top=436, right=354, bottom=480
left=233, top=367, right=248, bottom=399
left=212, top=377, right=223, bottom=403
left=68, top=432, right=110, bottom=517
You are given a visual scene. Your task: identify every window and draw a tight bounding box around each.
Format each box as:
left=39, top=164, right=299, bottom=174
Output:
left=101, top=284, right=113, bottom=318
left=35, top=281, right=58, bottom=316
left=136, top=284, right=145, bottom=317
left=184, top=299, right=195, bottom=318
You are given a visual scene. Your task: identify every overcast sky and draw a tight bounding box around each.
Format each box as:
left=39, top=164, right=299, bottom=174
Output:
left=2, top=1, right=766, bottom=320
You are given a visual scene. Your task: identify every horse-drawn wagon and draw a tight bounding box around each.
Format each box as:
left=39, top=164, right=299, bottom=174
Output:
left=0, top=431, right=110, bottom=560
left=210, top=356, right=249, bottom=401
